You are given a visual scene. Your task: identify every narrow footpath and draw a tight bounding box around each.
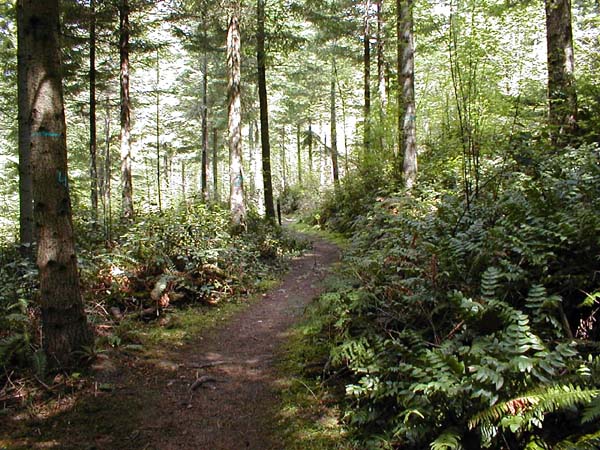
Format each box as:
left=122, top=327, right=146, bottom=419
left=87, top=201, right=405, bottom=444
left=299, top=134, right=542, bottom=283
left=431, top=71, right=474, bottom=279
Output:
left=24, top=232, right=337, bottom=450
left=136, top=234, right=339, bottom=450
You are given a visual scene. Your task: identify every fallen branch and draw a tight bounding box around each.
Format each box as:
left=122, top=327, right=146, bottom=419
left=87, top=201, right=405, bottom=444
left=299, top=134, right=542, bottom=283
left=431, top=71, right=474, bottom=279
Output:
left=190, top=375, right=218, bottom=391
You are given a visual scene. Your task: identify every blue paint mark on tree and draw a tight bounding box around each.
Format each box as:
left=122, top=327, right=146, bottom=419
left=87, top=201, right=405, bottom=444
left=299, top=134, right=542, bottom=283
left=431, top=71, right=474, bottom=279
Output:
left=57, top=170, right=68, bottom=188
left=32, top=130, right=61, bottom=138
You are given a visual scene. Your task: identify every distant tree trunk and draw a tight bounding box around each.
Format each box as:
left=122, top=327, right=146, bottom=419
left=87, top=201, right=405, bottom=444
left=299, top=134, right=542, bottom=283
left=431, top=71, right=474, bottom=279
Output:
left=377, top=0, right=387, bottom=113
left=212, top=127, right=219, bottom=202
left=296, top=123, right=302, bottom=184
left=17, top=0, right=33, bottom=257
left=119, top=0, right=134, bottom=219
left=257, top=0, right=275, bottom=220
left=201, top=50, right=209, bottom=199
left=103, top=97, right=112, bottom=242
left=397, top=0, right=417, bottom=189
left=18, top=0, right=92, bottom=368
left=363, top=0, right=371, bottom=151
left=89, top=0, right=98, bottom=220
left=280, top=127, right=287, bottom=191
left=227, top=12, right=246, bottom=230
left=545, top=0, right=577, bottom=146
left=376, top=0, right=386, bottom=152
left=155, top=49, right=162, bottom=211
left=308, top=120, right=313, bottom=173
left=330, top=77, right=339, bottom=185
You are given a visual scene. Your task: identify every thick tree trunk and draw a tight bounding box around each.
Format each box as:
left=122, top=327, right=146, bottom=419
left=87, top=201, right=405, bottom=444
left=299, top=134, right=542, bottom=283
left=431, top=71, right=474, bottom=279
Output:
left=330, top=77, right=339, bottom=185
left=89, top=0, right=98, bottom=220
left=119, top=0, right=134, bottom=219
left=227, top=13, right=246, bottom=230
left=397, top=0, right=417, bottom=189
left=17, top=2, right=34, bottom=257
left=201, top=50, right=209, bottom=199
left=257, top=0, right=276, bottom=220
left=17, top=0, right=92, bottom=368
left=545, top=0, right=577, bottom=146
left=363, top=0, right=371, bottom=151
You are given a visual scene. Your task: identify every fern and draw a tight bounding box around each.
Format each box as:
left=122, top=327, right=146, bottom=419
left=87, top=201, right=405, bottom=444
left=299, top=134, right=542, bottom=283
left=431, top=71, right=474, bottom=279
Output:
left=481, top=267, right=502, bottom=300
left=469, top=385, right=600, bottom=432
left=581, top=394, right=600, bottom=424
left=430, top=429, right=464, bottom=450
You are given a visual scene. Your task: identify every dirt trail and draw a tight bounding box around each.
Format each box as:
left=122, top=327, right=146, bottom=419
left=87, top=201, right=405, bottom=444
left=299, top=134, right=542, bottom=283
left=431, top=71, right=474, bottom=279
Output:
left=110, top=233, right=339, bottom=450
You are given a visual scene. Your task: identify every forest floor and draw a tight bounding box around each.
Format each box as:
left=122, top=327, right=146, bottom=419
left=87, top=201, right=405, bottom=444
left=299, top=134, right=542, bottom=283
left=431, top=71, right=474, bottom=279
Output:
left=1, top=227, right=341, bottom=450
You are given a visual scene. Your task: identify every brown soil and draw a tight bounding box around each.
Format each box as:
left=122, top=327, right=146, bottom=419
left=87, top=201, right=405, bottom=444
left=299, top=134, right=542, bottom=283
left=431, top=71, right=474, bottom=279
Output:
left=2, top=232, right=339, bottom=450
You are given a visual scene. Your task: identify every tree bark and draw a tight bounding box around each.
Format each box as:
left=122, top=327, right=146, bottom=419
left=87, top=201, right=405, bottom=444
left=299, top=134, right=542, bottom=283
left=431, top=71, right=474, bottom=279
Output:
left=212, top=127, right=219, bottom=202
left=330, top=77, right=339, bottom=185
left=296, top=123, right=302, bottom=184
left=363, top=0, right=371, bottom=152
left=155, top=48, right=162, bottom=211
left=397, top=0, right=417, bottom=189
left=119, top=0, right=134, bottom=219
left=201, top=49, right=209, bottom=199
left=17, top=0, right=34, bottom=257
left=545, top=0, right=577, bottom=146
left=227, top=12, right=246, bottom=230
left=257, top=0, right=276, bottom=220
left=17, top=0, right=92, bottom=368
left=89, top=0, right=99, bottom=220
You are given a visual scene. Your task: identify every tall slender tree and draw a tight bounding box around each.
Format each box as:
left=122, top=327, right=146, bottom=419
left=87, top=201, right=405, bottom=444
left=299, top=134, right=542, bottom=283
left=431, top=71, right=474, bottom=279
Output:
left=119, top=0, right=134, bottom=219
left=330, top=76, right=339, bottom=185
left=89, top=0, right=98, bottom=219
left=227, top=10, right=246, bottom=230
left=363, top=0, right=372, bottom=151
left=397, top=0, right=417, bottom=188
left=257, top=0, right=276, bottom=220
left=545, top=0, right=577, bottom=146
left=17, top=0, right=92, bottom=367
left=17, top=0, right=33, bottom=257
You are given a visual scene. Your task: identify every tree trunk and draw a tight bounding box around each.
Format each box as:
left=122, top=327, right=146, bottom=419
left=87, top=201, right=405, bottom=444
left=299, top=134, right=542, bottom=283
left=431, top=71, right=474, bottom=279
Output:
left=545, top=0, right=577, bottom=146
left=257, top=0, right=275, bottom=220
left=397, top=0, right=417, bottom=189
left=201, top=50, right=209, bottom=199
left=103, top=97, right=112, bottom=242
left=308, top=120, right=313, bottom=173
left=212, top=127, right=219, bottom=202
left=17, top=0, right=34, bottom=257
left=155, top=49, right=162, bottom=211
left=280, top=127, right=287, bottom=191
left=89, top=0, right=98, bottom=220
left=376, top=0, right=386, bottom=152
left=119, top=0, right=134, bottom=219
left=330, top=77, right=339, bottom=185
left=363, top=0, right=371, bottom=152
left=227, top=12, right=246, bottom=230
left=296, top=123, right=302, bottom=184
left=17, top=0, right=92, bottom=368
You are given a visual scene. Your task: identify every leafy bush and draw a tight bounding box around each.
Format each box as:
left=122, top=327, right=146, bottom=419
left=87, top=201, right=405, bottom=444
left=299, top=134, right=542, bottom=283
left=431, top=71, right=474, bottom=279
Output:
left=310, top=144, right=600, bottom=449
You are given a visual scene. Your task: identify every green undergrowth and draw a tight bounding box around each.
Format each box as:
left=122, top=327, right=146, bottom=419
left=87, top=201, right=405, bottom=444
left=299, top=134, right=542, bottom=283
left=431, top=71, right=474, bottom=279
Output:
left=305, top=144, right=600, bottom=449
left=285, top=218, right=349, bottom=249
left=0, top=202, right=306, bottom=416
left=276, top=310, right=356, bottom=450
